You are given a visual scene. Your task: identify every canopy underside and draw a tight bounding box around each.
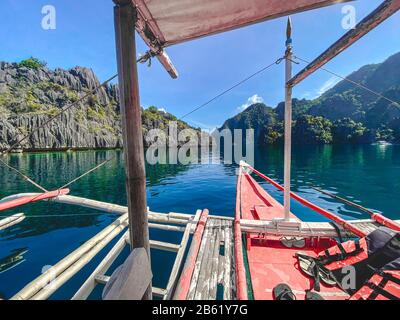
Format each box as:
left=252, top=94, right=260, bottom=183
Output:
left=133, top=0, right=351, bottom=51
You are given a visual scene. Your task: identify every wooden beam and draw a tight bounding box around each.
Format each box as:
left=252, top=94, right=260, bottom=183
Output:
left=149, top=240, right=180, bottom=252
left=152, top=287, right=167, bottom=298
left=72, top=232, right=129, bottom=300
left=0, top=213, right=25, bottom=230
left=173, top=209, right=209, bottom=300
left=164, top=217, right=194, bottom=299
left=114, top=0, right=151, bottom=299
left=289, top=0, right=400, bottom=86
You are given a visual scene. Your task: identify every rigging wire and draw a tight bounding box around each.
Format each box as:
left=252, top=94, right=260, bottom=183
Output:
left=55, top=56, right=285, bottom=190
left=293, top=55, right=400, bottom=108
left=0, top=51, right=156, bottom=192
left=179, top=57, right=284, bottom=120
left=0, top=158, right=47, bottom=192
left=1, top=55, right=283, bottom=193
left=2, top=74, right=118, bottom=155
left=0, top=74, right=118, bottom=192
left=58, top=156, right=114, bottom=189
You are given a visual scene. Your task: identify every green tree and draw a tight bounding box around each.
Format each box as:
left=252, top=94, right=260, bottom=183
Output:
left=292, top=115, right=333, bottom=144
left=18, top=57, right=46, bottom=70
left=332, top=118, right=367, bottom=143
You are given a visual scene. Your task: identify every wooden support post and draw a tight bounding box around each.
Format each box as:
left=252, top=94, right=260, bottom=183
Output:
left=113, top=0, right=151, bottom=299
left=283, top=17, right=293, bottom=220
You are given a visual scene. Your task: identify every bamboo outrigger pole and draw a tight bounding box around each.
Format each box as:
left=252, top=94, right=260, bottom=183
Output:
left=113, top=0, right=152, bottom=299
left=283, top=17, right=293, bottom=220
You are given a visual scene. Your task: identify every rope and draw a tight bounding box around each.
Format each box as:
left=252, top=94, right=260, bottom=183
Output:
left=0, top=52, right=156, bottom=192
left=0, top=74, right=118, bottom=193
left=0, top=158, right=47, bottom=192
left=294, top=55, right=400, bottom=108
left=1, top=55, right=282, bottom=192
left=58, top=156, right=114, bottom=189
left=53, top=56, right=285, bottom=190
left=179, top=57, right=284, bottom=120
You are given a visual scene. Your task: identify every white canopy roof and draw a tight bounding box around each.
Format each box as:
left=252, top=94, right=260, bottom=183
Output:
left=133, top=0, right=351, bottom=50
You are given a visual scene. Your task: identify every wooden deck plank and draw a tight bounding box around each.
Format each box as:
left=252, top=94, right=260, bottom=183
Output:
left=224, top=220, right=234, bottom=300
left=185, top=218, right=235, bottom=300
left=194, top=220, right=216, bottom=299
left=208, top=219, right=222, bottom=300
left=217, top=221, right=227, bottom=286
left=187, top=219, right=213, bottom=300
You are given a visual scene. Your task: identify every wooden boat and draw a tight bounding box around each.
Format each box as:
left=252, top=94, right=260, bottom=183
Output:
left=1, top=0, right=400, bottom=300
left=234, top=161, right=400, bottom=300
left=235, top=163, right=346, bottom=300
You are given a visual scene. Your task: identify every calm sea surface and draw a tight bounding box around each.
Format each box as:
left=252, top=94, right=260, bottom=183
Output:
left=0, top=144, right=399, bottom=299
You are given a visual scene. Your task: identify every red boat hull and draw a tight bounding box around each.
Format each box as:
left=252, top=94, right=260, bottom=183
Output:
left=236, top=171, right=349, bottom=300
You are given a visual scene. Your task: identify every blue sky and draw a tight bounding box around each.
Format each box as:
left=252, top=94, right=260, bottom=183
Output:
left=0, top=0, right=399, bottom=129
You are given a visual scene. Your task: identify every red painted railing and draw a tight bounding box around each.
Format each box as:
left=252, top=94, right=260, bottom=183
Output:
left=0, top=189, right=70, bottom=212
left=244, top=164, right=367, bottom=238
left=173, top=209, right=209, bottom=300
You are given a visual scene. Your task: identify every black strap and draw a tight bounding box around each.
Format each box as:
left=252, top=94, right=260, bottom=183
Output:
left=367, top=282, right=399, bottom=300
left=317, top=242, right=363, bottom=265
left=310, top=260, right=321, bottom=292
left=329, top=221, right=343, bottom=243
left=337, top=242, right=347, bottom=257
left=378, top=271, right=400, bottom=286
left=354, top=240, right=361, bottom=251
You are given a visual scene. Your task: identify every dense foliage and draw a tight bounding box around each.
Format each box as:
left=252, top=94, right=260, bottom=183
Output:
left=221, top=52, right=400, bottom=144
left=18, top=57, right=47, bottom=70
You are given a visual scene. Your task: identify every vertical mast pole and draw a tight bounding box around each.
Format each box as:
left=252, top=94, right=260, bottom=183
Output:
left=283, top=17, right=293, bottom=220
left=113, top=0, right=152, bottom=299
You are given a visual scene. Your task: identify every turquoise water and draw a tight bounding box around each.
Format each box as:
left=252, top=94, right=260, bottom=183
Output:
left=0, top=144, right=399, bottom=299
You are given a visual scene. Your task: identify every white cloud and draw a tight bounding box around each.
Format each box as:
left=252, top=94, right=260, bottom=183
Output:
left=157, top=107, right=167, bottom=113
left=317, top=77, right=340, bottom=96
left=237, top=94, right=264, bottom=113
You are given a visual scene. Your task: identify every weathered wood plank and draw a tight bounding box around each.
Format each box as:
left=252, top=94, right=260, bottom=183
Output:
left=208, top=220, right=222, bottom=299
left=164, top=218, right=193, bottom=300
left=228, top=223, right=237, bottom=299
left=217, top=221, right=227, bottom=286
left=149, top=240, right=180, bottom=252
left=193, top=220, right=215, bottom=300
left=94, top=275, right=110, bottom=285
left=153, top=287, right=167, bottom=298
left=223, top=221, right=233, bottom=300
left=187, top=219, right=212, bottom=300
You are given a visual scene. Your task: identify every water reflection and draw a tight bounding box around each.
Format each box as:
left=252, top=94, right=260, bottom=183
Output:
left=0, top=145, right=399, bottom=299
left=0, top=247, right=28, bottom=274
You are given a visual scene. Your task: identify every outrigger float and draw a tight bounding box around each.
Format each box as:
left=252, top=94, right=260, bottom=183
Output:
left=1, top=0, right=400, bottom=300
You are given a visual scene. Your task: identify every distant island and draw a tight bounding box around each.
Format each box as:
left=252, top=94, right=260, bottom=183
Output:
left=221, top=52, right=400, bottom=145
left=1, top=52, right=400, bottom=152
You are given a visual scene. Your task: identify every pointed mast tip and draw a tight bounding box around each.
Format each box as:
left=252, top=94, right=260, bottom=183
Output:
left=286, top=17, right=292, bottom=41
